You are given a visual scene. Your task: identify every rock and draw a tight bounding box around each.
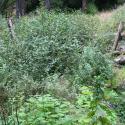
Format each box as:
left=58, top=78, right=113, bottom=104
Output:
left=114, top=56, right=125, bottom=65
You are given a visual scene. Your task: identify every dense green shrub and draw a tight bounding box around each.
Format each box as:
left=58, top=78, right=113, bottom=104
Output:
left=112, top=68, right=125, bottom=124
left=72, top=47, right=113, bottom=85
left=50, top=0, right=64, bottom=8
left=14, top=10, right=99, bottom=45
left=8, top=86, right=118, bottom=125
left=0, top=13, right=101, bottom=121
left=77, top=86, right=117, bottom=125
left=43, top=74, right=78, bottom=101
left=0, top=15, right=10, bottom=42
left=86, top=2, right=98, bottom=15
left=8, top=94, right=79, bottom=125
left=0, top=11, right=113, bottom=100
left=0, top=0, right=14, bottom=13
left=116, top=98, right=125, bottom=124
left=0, top=11, right=100, bottom=83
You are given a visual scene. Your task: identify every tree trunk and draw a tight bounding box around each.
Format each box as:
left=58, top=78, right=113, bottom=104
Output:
left=82, top=0, right=87, bottom=11
left=20, top=0, right=25, bottom=16
left=16, top=0, right=19, bottom=18
left=45, top=0, right=51, bottom=10
left=16, top=0, right=25, bottom=18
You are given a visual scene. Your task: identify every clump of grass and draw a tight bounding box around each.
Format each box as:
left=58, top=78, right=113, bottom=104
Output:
left=86, top=2, right=98, bottom=15
left=112, top=67, right=125, bottom=89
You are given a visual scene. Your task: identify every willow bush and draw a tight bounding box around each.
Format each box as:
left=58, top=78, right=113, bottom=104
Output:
left=3, top=10, right=99, bottom=81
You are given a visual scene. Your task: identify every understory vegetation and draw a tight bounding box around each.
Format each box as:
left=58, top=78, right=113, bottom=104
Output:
left=1, top=2, right=125, bottom=125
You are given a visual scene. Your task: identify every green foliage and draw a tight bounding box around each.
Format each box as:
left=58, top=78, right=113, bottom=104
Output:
left=50, top=0, right=64, bottom=8
left=0, top=15, right=10, bottom=42
left=43, top=74, right=78, bottom=101
left=77, top=86, right=117, bottom=125
left=0, top=0, right=14, bottom=13
left=111, top=68, right=125, bottom=88
left=111, top=68, right=125, bottom=124
left=86, top=2, right=98, bottom=15
left=1, top=4, right=125, bottom=125
left=8, top=85, right=118, bottom=125
left=73, top=47, right=113, bottom=85
left=8, top=94, right=78, bottom=125
left=0, top=11, right=100, bottom=84
left=117, top=0, right=125, bottom=4
left=115, top=97, right=125, bottom=124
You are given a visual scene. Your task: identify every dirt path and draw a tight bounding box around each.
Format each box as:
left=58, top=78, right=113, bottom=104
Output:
left=98, top=11, right=112, bottom=22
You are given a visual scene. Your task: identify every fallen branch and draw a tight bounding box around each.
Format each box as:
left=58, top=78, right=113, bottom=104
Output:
left=121, top=32, right=125, bottom=38
left=7, top=17, right=15, bottom=39
left=114, top=56, right=125, bottom=65
left=112, top=50, right=125, bottom=56
left=112, top=22, right=124, bottom=51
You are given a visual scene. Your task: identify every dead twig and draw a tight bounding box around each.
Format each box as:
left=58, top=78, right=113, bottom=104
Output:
left=7, top=17, right=16, bottom=39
